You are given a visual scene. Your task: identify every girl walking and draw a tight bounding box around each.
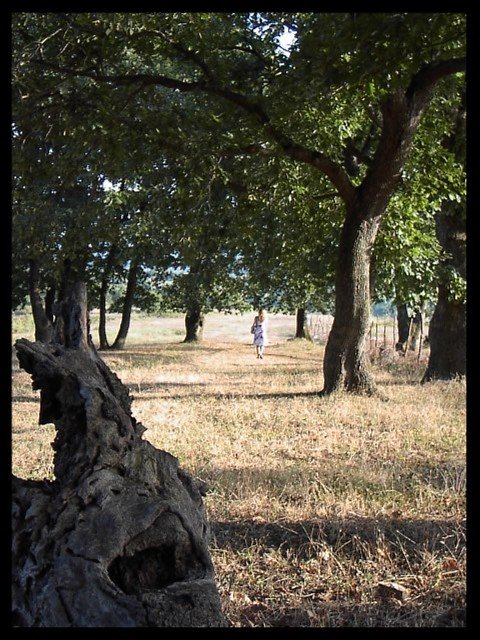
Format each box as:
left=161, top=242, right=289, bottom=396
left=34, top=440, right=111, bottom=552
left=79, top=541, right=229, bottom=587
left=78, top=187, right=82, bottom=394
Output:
left=251, top=309, right=268, bottom=359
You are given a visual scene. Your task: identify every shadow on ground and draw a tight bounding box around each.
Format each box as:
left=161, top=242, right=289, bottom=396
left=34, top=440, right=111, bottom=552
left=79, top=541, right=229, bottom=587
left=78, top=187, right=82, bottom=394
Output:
left=210, top=514, right=466, bottom=628
left=211, top=513, right=465, bottom=558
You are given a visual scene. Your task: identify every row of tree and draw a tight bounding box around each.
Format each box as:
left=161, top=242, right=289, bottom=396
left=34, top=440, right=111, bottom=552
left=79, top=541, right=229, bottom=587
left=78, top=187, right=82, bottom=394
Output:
left=12, top=12, right=466, bottom=393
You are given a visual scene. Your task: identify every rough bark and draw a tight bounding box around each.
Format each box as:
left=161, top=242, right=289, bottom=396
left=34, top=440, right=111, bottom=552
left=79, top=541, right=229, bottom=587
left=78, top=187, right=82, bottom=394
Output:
left=184, top=306, right=204, bottom=343
left=422, top=205, right=466, bottom=382
left=111, top=258, right=140, bottom=350
left=12, top=284, right=226, bottom=627
left=28, top=259, right=53, bottom=343
left=295, top=308, right=312, bottom=341
left=422, top=287, right=465, bottom=381
left=52, top=281, right=94, bottom=352
left=98, top=283, right=110, bottom=350
left=323, top=212, right=381, bottom=395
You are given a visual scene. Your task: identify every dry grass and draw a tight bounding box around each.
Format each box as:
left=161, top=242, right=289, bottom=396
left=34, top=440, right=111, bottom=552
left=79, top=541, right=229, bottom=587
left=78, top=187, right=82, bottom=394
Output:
left=11, top=311, right=466, bottom=627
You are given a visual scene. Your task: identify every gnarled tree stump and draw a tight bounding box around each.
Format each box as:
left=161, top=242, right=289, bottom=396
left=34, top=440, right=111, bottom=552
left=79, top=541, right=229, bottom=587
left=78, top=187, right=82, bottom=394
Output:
left=12, top=338, right=226, bottom=627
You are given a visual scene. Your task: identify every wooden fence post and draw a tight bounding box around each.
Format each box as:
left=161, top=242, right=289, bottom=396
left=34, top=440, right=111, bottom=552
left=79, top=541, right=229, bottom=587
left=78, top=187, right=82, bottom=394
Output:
left=417, top=318, right=424, bottom=362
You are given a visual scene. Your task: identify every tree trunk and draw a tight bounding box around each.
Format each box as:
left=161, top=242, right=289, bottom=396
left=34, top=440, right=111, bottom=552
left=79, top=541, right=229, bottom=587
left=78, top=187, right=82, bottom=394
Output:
left=52, top=280, right=94, bottom=352
left=323, top=211, right=381, bottom=395
left=45, top=287, right=56, bottom=324
left=98, top=244, right=118, bottom=351
left=295, top=308, right=312, bottom=340
left=98, top=282, right=110, bottom=350
left=422, top=287, right=465, bottom=381
left=422, top=94, right=465, bottom=383
left=111, top=258, right=140, bottom=350
left=12, top=285, right=226, bottom=627
left=184, top=305, right=204, bottom=343
left=395, top=304, right=411, bottom=352
left=28, top=259, right=53, bottom=343
left=422, top=205, right=466, bottom=382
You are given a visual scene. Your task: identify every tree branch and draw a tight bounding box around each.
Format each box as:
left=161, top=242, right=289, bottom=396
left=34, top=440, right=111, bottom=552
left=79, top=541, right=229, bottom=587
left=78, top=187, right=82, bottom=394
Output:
left=220, top=143, right=274, bottom=158
left=32, top=58, right=357, bottom=206
left=268, top=132, right=356, bottom=207
left=406, top=57, right=466, bottom=103
left=152, top=30, right=216, bottom=81
left=359, top=57, right=465, bottom=214
left=32, top=59, right=205, bottom=91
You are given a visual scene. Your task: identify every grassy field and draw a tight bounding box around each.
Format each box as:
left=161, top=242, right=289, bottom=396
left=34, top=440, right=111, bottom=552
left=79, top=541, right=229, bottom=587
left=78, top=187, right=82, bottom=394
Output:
left=11, top=310, right=466, bottom=627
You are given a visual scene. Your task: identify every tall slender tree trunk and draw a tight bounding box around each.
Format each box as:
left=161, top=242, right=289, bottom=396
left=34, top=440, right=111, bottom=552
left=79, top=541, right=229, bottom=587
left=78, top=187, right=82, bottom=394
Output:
left=28, top=259, right=53, bottom=343
left=422, top=286, right=465, bottom=381
left=184, top=304, right=205, bottom=343
left=295, top=307, right=312, bottom=340
left=99, top=283, right=110, bottom=350
left=111, top=258, right=140, bottom=350
left=98, top=244, right=118, bottom=350
left=45, top=287, right=56, bottom=324
left=323, top=210, right=382, bottom=395
left=320, top=64, right=462, bottom=395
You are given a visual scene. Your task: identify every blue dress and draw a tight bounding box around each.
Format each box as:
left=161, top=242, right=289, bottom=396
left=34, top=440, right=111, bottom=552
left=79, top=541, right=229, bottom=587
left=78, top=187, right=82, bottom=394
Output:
left=252, top=317, right=268, bottom=346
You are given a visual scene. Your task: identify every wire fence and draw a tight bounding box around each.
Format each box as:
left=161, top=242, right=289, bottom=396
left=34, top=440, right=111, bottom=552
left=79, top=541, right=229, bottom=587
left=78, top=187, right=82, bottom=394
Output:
left=308, top=313, right=430, bottom=362
left=308, top=314, right=334, bottom=344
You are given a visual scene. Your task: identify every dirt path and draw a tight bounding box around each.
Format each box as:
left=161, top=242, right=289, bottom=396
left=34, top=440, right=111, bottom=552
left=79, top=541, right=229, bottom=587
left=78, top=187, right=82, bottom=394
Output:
left=184, top=339, right=324, bottom=368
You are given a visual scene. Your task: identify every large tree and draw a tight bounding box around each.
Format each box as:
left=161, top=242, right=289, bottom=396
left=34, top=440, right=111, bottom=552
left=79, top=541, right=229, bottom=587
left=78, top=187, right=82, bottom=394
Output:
left=12, top=12, right=466, bottom=394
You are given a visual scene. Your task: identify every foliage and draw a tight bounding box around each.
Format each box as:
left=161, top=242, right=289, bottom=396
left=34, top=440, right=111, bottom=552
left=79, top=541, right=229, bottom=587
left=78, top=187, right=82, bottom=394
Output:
left=11, top=12, right=466, bottom=320
left=372, top=86, right=466, bottom=308
left=233, top=154, right=339, bottom=312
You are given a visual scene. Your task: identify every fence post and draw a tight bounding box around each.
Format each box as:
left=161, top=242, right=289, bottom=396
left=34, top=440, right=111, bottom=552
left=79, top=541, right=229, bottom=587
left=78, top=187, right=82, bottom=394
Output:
left=417, top=318, right=424, bottom=363
left=403, top=317, right=414, bottom=356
